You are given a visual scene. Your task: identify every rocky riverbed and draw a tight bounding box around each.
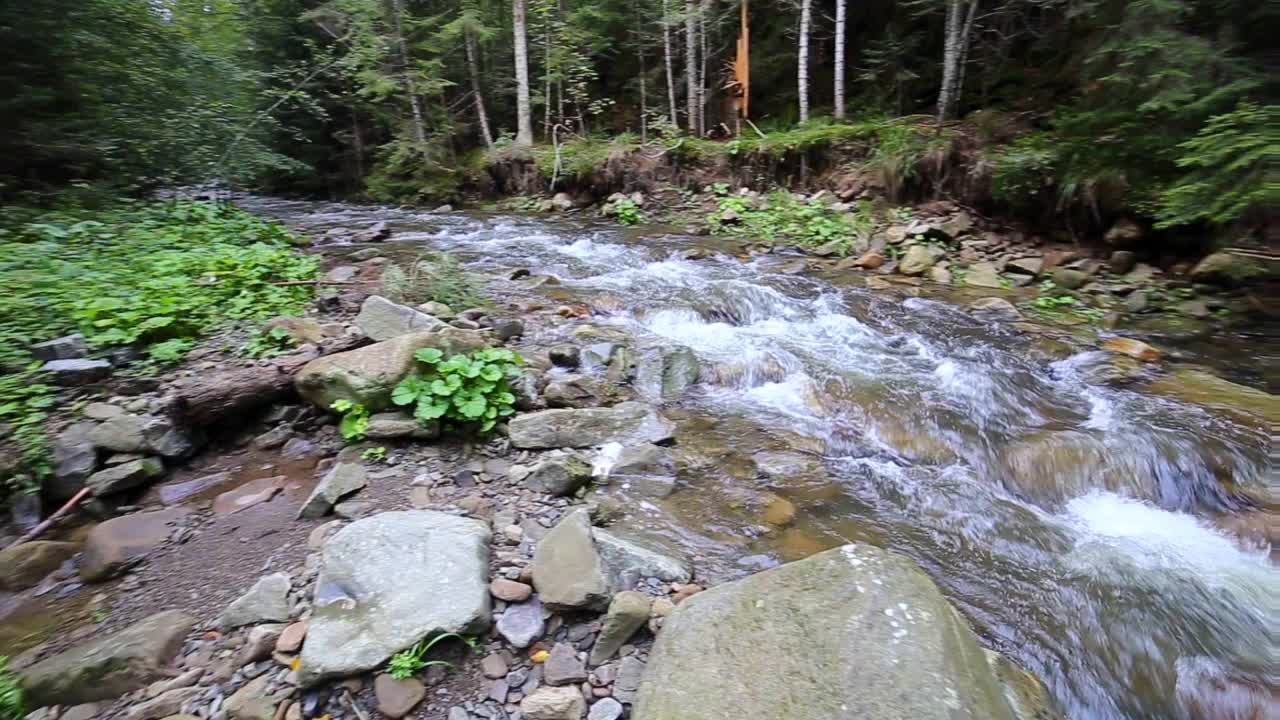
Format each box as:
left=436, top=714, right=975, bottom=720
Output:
left=0, top=197, right=1275, bottom=720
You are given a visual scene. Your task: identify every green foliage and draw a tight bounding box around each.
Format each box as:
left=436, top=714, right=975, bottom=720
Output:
left=380, top=252, right=487, bottom=310
left=330, top=400, right=370, bottom=443
left=612, top=198, right=644, bottom=225
left=392, top=348, right=522, bottom=433
left=1156, top=102, right=1278, bottom=229
left=243, top=326, right=297, bottom=359
left=387, top=633, right=476, bottom=680
left=362, top=446, right=388, bottom=463
left=0, top=656, right=23, bottom=720
left=708, top=192, right=876, bottom=255
left=991, top=133, right=1058, bottom=211
left=535, top=136, right=639, bottom=183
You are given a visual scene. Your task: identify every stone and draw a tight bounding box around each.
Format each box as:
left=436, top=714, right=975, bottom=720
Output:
left=634, top=347, right=700, bottom=402
left=49, top=422, right=98, bottom=500
left=550, top=193, right=574, bottom=212
left=633, top=545, right=1045, bottom=720
left=612, top=656, right=645, bottom=704
left=239, top=624, right=286, bottom=664
left=968, top=297, right=1023, bottom=321
left=90, top=415, right=192, bottom=458
left=589, top=592, right=651, bottom=665
left=1124, top=290, right=1149, bottom=314
left=527, top=454, right=593, bottom=496
left=158, top=472, right=231, bottom=505
left=1147, top=368, right=1280, bottom=428
left=543, top=375, right=608, bottom=409
left=212, top=476, right=285, bottom=515
left=374, top=675, right=425, bottom=719
left=355, top=295, right=446, bottom=341
left=80, top=508, right=189, bottom=581
left=490, top=578, right=534, bottom=603
left=217, top=572, right=291, bottom=629
left=521, top=686, right=586, bottom=720
left=898, top=245, right=940, bottom=276
left=418, top=301, right=455, bottom=318
left=851, top=251, right=884, bottom=270
left=276, top=621, right=308, bottom=653
left=19, top=610, right=196, bottom=708
left=251, top=425, right=292, bottom=450
left=1103, top=218, right=1144, bottom=247
left=588, top=698, right=624, bottom=720
left=294, top=329, right=489, bottom=411
left=266, top=316, right=334, bottom=344
left=510, top=403, right=675, bottom=449
left=532, top=509, right=610, bottom=611
left=1189, top=252, right=1263, bottom=287
left=481, top=653, right=509, bottom=679
left=965, top=261, right=1003, bottom=289
left=1108, top=250, right=1138, bottom=275
left=298, top=511, right=491, bottom=685
left=364, top=411, right=439, bottom=439
left=1050, top=268, right=1090, bottom=290
left=926, top=265, right=952, bottom=284
left=1101, top=337, right=1161, bottom=363
left=43, top=358, right=111, bottom=385
left=126, top=687, right=201, bottom=720
left=60, top=704, right=99, bottom=720
left=297, top=462, right=367, bottom=519
left=593, top=529, right=692, bottom=587
left=334, top=500, right=374, bottom=519
left=494, top=319, right=525, bottom=340
left=31, top=334, right=89, bottom=361
left=544, top=642, right=587, bottom=686
left=87, top=457, right=164, bottom=495
left=498, top=596, right=546, bottom=650
left=0, top=541, right=78, bottom=591
left=83, top=402, right=125, bottom=421
left=224, top=675, right=276, bottom=720
left=760, top=493, right=796, bottom=526
left=1177, top=299, right=1212, bottom=319
left=549, top=344, right=582, bottom=368
left=1005, top=257, right=1044, bottom=276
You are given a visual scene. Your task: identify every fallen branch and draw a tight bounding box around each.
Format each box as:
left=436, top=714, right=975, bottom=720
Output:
left=5, top=487, right=91, bottom=550
left=744, top=118, right=767, bottom=139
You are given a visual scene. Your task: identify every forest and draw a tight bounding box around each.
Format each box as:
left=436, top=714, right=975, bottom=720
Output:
left=0, top=0, right=1274, bottom=243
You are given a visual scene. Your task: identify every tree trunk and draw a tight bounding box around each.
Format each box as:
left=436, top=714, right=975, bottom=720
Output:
left=833, top=0, right=846, bottom=119
left=684, top=0, right=698, bottom=134
left=699, top=0, right=711, bottom=135
left=387, top=0, right=427, bottom=144
left=465, top=27, right=495, bottom=149
left=543, top=12, right=552, bottom=137
left=513, top=0, right=534, bottom=144
left=662, top=0, right=679, bottom=128
left=639, top=35, right=649, bottom=142
left=797, top=0, right=811, bottom=124
left=936, top=0, right=975, bottom=125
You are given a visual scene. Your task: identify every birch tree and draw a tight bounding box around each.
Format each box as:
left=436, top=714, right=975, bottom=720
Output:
left=662, top=0, right=679, bottom=127
left=833, top=0, right=846, bottom=119
left=936, top=0, right=978, bottom=124
left=797, top=0, right=811, bottom=124
left=386, top=0, right=427, bottom=144
left=513, top=0, right=534, bottom=144
left=685, top=0, right=698, bottom=134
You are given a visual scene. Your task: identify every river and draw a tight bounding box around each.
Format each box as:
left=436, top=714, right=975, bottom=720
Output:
left=239, top=196, right=1277, bottom=720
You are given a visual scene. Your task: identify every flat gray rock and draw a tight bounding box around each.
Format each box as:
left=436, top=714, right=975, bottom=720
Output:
left=297, top=462, right=367, bottom=519
left=355, top=295, right=446, bottom=341
left=86, top=457, right=163, bottom=495
left=531, top=509, right=610, bottom=611
left=217, top=572, right=292, bottom=629
left=497, top=596, right=546, bottom=648
left=298, top=510, right=491, bottom=685
left=509, top=402, right=674, bottom=449
left=593, top=529, right=691, bottom=587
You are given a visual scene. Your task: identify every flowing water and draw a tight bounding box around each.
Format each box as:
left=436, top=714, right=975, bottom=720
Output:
left=241, top=197, right=1277, bottom=720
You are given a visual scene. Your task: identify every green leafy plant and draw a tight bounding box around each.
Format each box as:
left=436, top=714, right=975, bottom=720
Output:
left=243, top=326, right=296, bottom=359
left=0, top=656, right=24, bottom=720
left=380, top=252, right=487, bottom=310
left=362, top=446, right=387, bottom=462
left=708, top=192, right=875, bottom=255
left=387, top=633, right=476, bottom=680
left=392, top=347, right=522, bottom=433
left=612, top=198, right=643, bottom=226
left=330, top=400, right=371, bottom=442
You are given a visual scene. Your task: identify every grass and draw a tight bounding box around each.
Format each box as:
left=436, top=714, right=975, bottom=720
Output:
left=706, top=187, right=877, bottom=255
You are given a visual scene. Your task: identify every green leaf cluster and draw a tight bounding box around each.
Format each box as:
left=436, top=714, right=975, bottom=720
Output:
left=392, top=348, right=522, bottom=433
left=0, top=656, right=23, bottom=720
left=386, top=633, right=476, bottom=680
left=707, top=191, right=875, bottom=255
left=330, top=400, right=371, bottom=443
left=612, top=198, right=644, bottom=226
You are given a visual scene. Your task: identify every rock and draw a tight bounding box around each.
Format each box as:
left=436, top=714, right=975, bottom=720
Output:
left=267, top=316, right=335, bottom=344
left=1101, top=337, right=1161, bottom=363
left=497, top=596, right=546, bottom=648
left=481, top=653, right=509, bottom=679
left=251, top=425, right=292, bottom=450
left=294, top=329, right=489, bottom=411
left=224, top=675, right=276, bottom=720
left=298, top=511, right=491, bottom=685
left=212, top=476, right=284, bottom=515
left=86, top=457, right=164, bottom=495
left=83, top=402, right=125, bottom=421
left=297, top=462, right=367, bottom=519
left=19, top=610, right=196, bottom=708
left=1124, top=290, right=1149, bottom=314
left=527, top=454, right=593, bottom=496
left=1006, top=257, right=1044, bottom=276
left=963, top=261, right=1002, bottom=289
left=1108, top=251, right=1138, bottom=275
left=594, top=529, right=692, bottom=587
left=217, top=572, right=291, bottom=629
left=1050, top=268, right=1090, bottom=290
left=490, top=578, right=534, bottom=603
left=418, top=301, right=455, bottom=318
left=126, top=687, right=201, bottom=720
left=89, top=415, right=192, bottom=458
left=968, top=297, right=1022, bottom=321
left=31, top=333, right=89, bottom=361
left=544, top=642, right=587, bottom=686
left=926, top=265, right=953, bottom=284
left=851, top=250, right=884, bottom=269
left=543, top=375, right=608, bottom=409
left=510, top=403, right=675, bottom=449
left=374, top=675, right=425, bottom=719
left=494, top=319, right=525, bottom=340
left=613, top=656, right=645, bottom=703
left=277, top=621, right=308, bottom=653
left=634, top=347, right=700, bottom=401
left=43, top=358, right=112, bottom=385
left=1177, top=299, right=1212, bottom=318
left=0, top=541, right=78, bottom=591
left=239, top=624, right=286, bottom=664
left=588, top=698, right=624, bottom=720
left=521, top=686, right=587, bottom=720
left=549, top=344, right=582, bottom=368
left=589, top=592, right=651, bottom=665
left=49, top=422, right=97, bottom=500
left=1147, top=368, right=1280, bottom=428
left=1104, top=218, right=1144, bottom=247
left=532, top=509, right=610, bottom=611
left=550, top=193, right=575, bottom=212
left=80, top=508, right=189, bottom=581
left=604, top=443, right=677, bottom=498
left=60, top=704, right=100, bottom=720
left=634, top=545, right=1047, bottom=720
left=364, top=411, right=439, bottom=439
left=1189, top=252, right=1263, bottom=287
left=897, top=244, right=939, bottom=276
left=760, top=493, right=797, bottom=525
left=281, top=437, right=317, bottom=459
left=355, top=295, right=446, bottom=341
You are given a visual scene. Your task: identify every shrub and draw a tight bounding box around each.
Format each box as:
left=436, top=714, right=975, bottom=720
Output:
left=708, top=191, right=876, bottom=255
left=330, top=400, right=370, bottom=442
left=380, top=252, right=487, bottom=310
left=392, top=348, right=522, bottom=433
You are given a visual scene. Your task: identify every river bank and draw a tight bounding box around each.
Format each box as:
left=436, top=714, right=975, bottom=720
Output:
left=1, top=197, right=1275, bottom=720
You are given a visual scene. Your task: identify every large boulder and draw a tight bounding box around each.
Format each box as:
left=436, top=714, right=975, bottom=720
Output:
left=1189, top=252, right=1264, bottom=287
left=1103, top=218, right=1144, bottom=247
left=20, top=610, right=196, bottom=708
left=89, top=415, right=192, bottom=458
left=298, top=511, right=491, bottom=685
left=898, top=244, right=942, bottom=276
left=79, top=508, right=188, bottom=581
left=355, top=295, right=446, bottom=341
left=294, top=329, right=489, bottom=411
left=634, top=544, right=1053, bottom=720
left=965, top=262, right=1004, bottom=289
left=1147, top=368, right=1279, bottom=430
left=86, top=457, right=164, bottom=495
left=634, top=347, right=701, bottom=402
left=509, top=402, right=675, bottom=449
left=0, top=541, right=78, bottom=590
left=49, top=421, right=98, bottom=500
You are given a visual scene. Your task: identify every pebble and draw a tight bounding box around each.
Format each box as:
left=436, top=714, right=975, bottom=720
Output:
left=490, top=578, right=533, bottom=603
left=542, top=643, right=587, bottom=687
left=588, top=697, right=623, bottom=720
left=481, top=653, right=509, bottom=679
left=373, top=675, right=425, bottom=719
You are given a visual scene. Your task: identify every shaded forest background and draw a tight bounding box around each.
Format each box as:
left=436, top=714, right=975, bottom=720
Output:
left=0, top=0, right=1274, bottom=244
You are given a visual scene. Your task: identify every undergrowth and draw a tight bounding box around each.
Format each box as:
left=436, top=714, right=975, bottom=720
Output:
left=706, top=186, right=876, bottom=254
left=0, top=200, right=316, bottom=502
left=380, top=252, right=488, bottom=310
left=393, top=347, right=522, bottom=433
left=0, top=656, right=24, bottom=720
